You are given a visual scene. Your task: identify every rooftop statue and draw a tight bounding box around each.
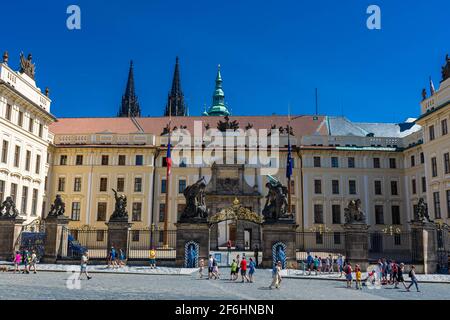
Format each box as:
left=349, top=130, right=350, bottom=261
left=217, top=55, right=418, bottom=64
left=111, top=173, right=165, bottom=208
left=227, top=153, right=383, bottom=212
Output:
left=0, top=196, right=19, bottom=218
left=19, top=52, right=35, bottom=79
left=442, top=54, right=450, bottom=82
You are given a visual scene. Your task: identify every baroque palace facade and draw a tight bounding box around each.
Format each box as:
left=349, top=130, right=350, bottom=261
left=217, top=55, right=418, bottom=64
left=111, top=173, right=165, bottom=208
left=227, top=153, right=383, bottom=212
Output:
left=1, top=52, right=450, bottom=247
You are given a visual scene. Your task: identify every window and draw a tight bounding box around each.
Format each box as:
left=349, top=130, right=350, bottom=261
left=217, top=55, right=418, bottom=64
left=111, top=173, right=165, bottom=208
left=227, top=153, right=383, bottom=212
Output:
left=10, top=183, right=18, bottom=202
left=0, top=180, right=4, bottom=202
left=332, top=205, right=341, bottom=224
left=135, top=155, right=143, bottom=166
left=58, top=177, right=66, bottom=192
left=410, top=155, right=415, bottom=167
left=97, top=202, right=107, bottom=221
left=5, top=104, right=12, bottom=120
left=101, top=155, right=109, bottom=165
left=389, top=158, right=397, bottom=169
left=38, top=124, right=43, bottom=138
left=25, top=150, right=31, bottom=171
left=132, top=202, right=142, bottom=221
left=313, top=157, right=321, bottom=168
left=178, top=179, right=186, bottom=194
left=161, top=179, right=167, bottom=194
left=331, top=157, right=339, bottom=168
left=333, top=232, right=341, bottom=245
left=446, top=190, right=450, bottom=218
left=431, top=157, right=438, bottom=177
left=134, top=177, right=142, bottom=192
left=412, top=179, right=417, bottom=194
left=21, top=186, right=28, bottom=215
left=31, top=189, right=38, bottom=216
left=374, top=181, right=382, bottom=195
left=118, top=155, right=126, bottom=166
left=375, top=205, right=384, bottom=224
left=1, top=140, right=8, bottom=163
left=420, top=152, right=424, bottom=164
left=314, top=180, right=322, bottom=194
left=348, top=157, right=355, bottom=168
left=349, top=180, right=356, bottom=195
left=76, top=155, right=83, bottom=165
left=442, top=119, right=448, bottom=136
left=331, top=180, right=339, bottom=195
left=14, top=146, right=20, bottom=167
left=373, top=158, right=380, bottom=168
left=421, top=177, right=426, bottom=193
left=391, top=181, right=398, bottom=196
left=313, top=204, right=323, bottom=224
left=71, top=202, right=81, bottom=221
left=28, top=118, right=34, bottom=133
left=74, top=177, right=82, bottom=192
left=60, top=155, right=67, bottom=165
left=35, top=155, right=41, bottom=174
left=429, top=125, right=435, bottom=141
left=444, top=153, right=450, bottom=174
left=117, top=177, right=125, bottom=192
left=315, top=232, right=323, bottom=245
left=433, top=192, right=441, bottom=219
left=131, top=230, right=140, bottom=242
left=18, top=111, right=23, bottom=127
left=96, top=230, right=105, bottom=242
left=391, top=205, right=401, bottom=225
left=394, top=234, right=401, bottom=246
left=159, top=203, right=166, bottom=222
left=99, top=177, right=108, bottom=192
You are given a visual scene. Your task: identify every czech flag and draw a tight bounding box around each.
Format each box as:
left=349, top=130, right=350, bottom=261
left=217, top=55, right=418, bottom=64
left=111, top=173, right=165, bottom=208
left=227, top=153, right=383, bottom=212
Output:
left=166, top=136, right=172, bottom=176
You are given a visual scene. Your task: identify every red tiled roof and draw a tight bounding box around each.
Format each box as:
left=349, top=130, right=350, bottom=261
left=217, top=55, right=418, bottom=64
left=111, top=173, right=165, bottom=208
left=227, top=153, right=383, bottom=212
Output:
left=49, top=115, right=328, bottom=137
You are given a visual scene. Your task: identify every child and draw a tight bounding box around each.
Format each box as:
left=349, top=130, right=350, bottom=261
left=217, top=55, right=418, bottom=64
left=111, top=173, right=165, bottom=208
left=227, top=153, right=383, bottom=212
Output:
left=149, top=247, right=156, bottom=269
left=355, top=264, right=362, bottom=290
left=29, top=250, right=38, bottom=274
left=22, top=250, right=30, bottom=274
left=248, top=257, right=256, bottom=283
left=13, top=251, right=21, bottom=273
left=344, top=262, right=353, bottom=288
left=118, top=249, right=126, bottom=267
left=198, top=258, right=205, bottom=278
left=230, top=259, right=237, bottom=280
left=212, top=258, right=219, bottom=279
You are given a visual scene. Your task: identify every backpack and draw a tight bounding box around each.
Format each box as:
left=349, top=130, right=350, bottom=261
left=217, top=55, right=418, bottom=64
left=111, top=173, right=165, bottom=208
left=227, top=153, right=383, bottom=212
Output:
left=408, top=270, right=413, bottom=278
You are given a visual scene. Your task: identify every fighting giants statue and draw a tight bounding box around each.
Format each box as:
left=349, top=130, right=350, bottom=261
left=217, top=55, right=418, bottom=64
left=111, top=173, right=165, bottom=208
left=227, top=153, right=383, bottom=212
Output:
left=344, top=199, right=366, bottom=224
left=111, top=189, right=128, bottom=219
left=0, top=196, right=19, bottom=218
left=442, top=54, right=450, bottom=82
left=47, top=195, right=66, bottom=217
left=19, top=52, right=36, bottom=79
left=414, top=198, right=432, bottom=223
left=262, top=176, right=293, bottom=222
left=180, top=177, right=208, bottom=222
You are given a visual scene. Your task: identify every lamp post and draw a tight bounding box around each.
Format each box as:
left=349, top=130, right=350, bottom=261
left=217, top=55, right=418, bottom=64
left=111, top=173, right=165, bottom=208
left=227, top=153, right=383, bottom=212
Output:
left=309, top=224, right=332, bottom=235
left=382, top=225, right=401, bottom=236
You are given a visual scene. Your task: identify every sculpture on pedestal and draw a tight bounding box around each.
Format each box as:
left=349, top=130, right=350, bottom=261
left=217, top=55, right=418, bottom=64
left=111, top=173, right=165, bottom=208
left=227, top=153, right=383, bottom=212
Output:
left=414, top=198, right=432, bottom=223
left=344, top=199, right=366, bottom=224
left=19, top=52, right=35, bottom=79
left=111, top=189, right=128, bottom=219
left=262, top=176, right=292, bottom=222
left=0, top=196, right=19, bottom=218
left=442, top=54, right=450, bottom=82
left=47, top=195, right=66, bottom=217
left=180, top=177, right=207, bottom=222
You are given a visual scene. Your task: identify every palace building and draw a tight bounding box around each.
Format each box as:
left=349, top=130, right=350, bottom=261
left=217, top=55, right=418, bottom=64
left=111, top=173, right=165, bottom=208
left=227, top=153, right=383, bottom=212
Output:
left=1, top=52, right=449, bottom=250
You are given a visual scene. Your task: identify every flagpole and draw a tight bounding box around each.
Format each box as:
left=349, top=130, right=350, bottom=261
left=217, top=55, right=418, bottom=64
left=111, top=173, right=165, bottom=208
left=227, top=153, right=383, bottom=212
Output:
left=287, top=105, right=292, bottom=215
left=163, top=100, right=172, bottom=247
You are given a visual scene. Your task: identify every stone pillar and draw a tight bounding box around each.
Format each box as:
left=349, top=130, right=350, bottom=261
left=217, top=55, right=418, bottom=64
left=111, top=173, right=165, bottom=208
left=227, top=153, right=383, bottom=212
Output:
left=261, top=221, right=297, bottom=268
left=343, top=223, right=369, bottom=271
left=106, top=217, right=132, bottom=255
left=175, top=223, right=210, bottom=267
left=42, top=215, right=70, bottom=263
left=410, top=221, right=438, bottom=274
left=0, top=217, right=25, bottom=260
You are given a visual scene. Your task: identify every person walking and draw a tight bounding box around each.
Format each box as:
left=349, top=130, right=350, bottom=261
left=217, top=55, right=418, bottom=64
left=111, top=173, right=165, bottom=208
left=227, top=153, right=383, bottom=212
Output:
left=235, top=254, right=241, bottom=280
left=240, top=256, right=249, bottom=283
left=355, top=264, right=362, bottom=290
left=391, top=261, right=398, bottom=286
left=344, top=262, right=353, bottom=288
left=118, top=249, right=126, bottom=267
left=230, top=259, right=237, bottom=280
left=198, top=258, right=205, bottom=278
left=395, top=263, right=408, bottom=290
left=318, top=256, right=323, bottom=274
left=212, top=258, right=220, bottom=279
left=406, top=265, right=420, bottom=292
left=269, top=261, right=282, bottom=289
left=248, top=257, right=256, bottom=283
left=13, top=251, right=21, bottom=273
left=79, top=251, right=92, bottom=280
left=110, top=246, right=118, bottom=269
left=149, top=247, right=157, bottom=269
left=312, top=256, right=319, bottom=275
left=29, top=250, right=38, bottom=274
left=21, top=249, right=30, bottom=274
left=207, top=255, right=214, bottom=279
left=337, top=254, right=344, bottom=277
left=253, top=245, right=259, bottom=268
left=306, top=252, right=313, bottom=275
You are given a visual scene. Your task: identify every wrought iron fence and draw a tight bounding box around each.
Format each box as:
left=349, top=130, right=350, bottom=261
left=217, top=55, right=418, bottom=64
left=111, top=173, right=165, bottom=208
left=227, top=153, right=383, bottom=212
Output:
left=296, top=231, right=346, bottom=261
left=127, top=229, right=177, bottom=260
left=66, top=228, right=108, bottom=260
left=368, top=231, right=416, bottom=263
left=14, top=218, right=46, bottom=260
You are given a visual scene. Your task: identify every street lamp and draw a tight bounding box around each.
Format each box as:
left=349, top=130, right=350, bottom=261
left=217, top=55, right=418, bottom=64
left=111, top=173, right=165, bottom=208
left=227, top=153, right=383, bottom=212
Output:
left=382, top=225, right=401, bottom=236
left=309, top=224, right=332, bottom=235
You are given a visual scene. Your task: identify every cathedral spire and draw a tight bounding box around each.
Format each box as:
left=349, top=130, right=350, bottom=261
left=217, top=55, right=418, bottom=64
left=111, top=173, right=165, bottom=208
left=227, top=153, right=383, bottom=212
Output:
left=203, top=64, right=230, bottom=116
left=118, top=60, right=141, bottom=117
left=165, top=56, right=187, bottom=116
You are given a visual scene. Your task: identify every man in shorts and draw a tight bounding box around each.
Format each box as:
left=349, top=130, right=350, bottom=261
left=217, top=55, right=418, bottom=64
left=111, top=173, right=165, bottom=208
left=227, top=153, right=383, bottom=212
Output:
left=240, top=256, right=249, bottom=283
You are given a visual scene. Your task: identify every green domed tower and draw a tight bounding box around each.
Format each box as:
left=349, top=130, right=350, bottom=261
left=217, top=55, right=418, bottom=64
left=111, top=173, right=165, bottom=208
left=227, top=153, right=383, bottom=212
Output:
left=202, top=65, right=231, bottom=116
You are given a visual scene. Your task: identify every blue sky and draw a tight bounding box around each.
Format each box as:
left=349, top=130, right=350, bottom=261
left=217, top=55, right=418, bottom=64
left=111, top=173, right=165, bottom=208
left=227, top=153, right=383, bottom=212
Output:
left=1, top=0, right=449, bottom=122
